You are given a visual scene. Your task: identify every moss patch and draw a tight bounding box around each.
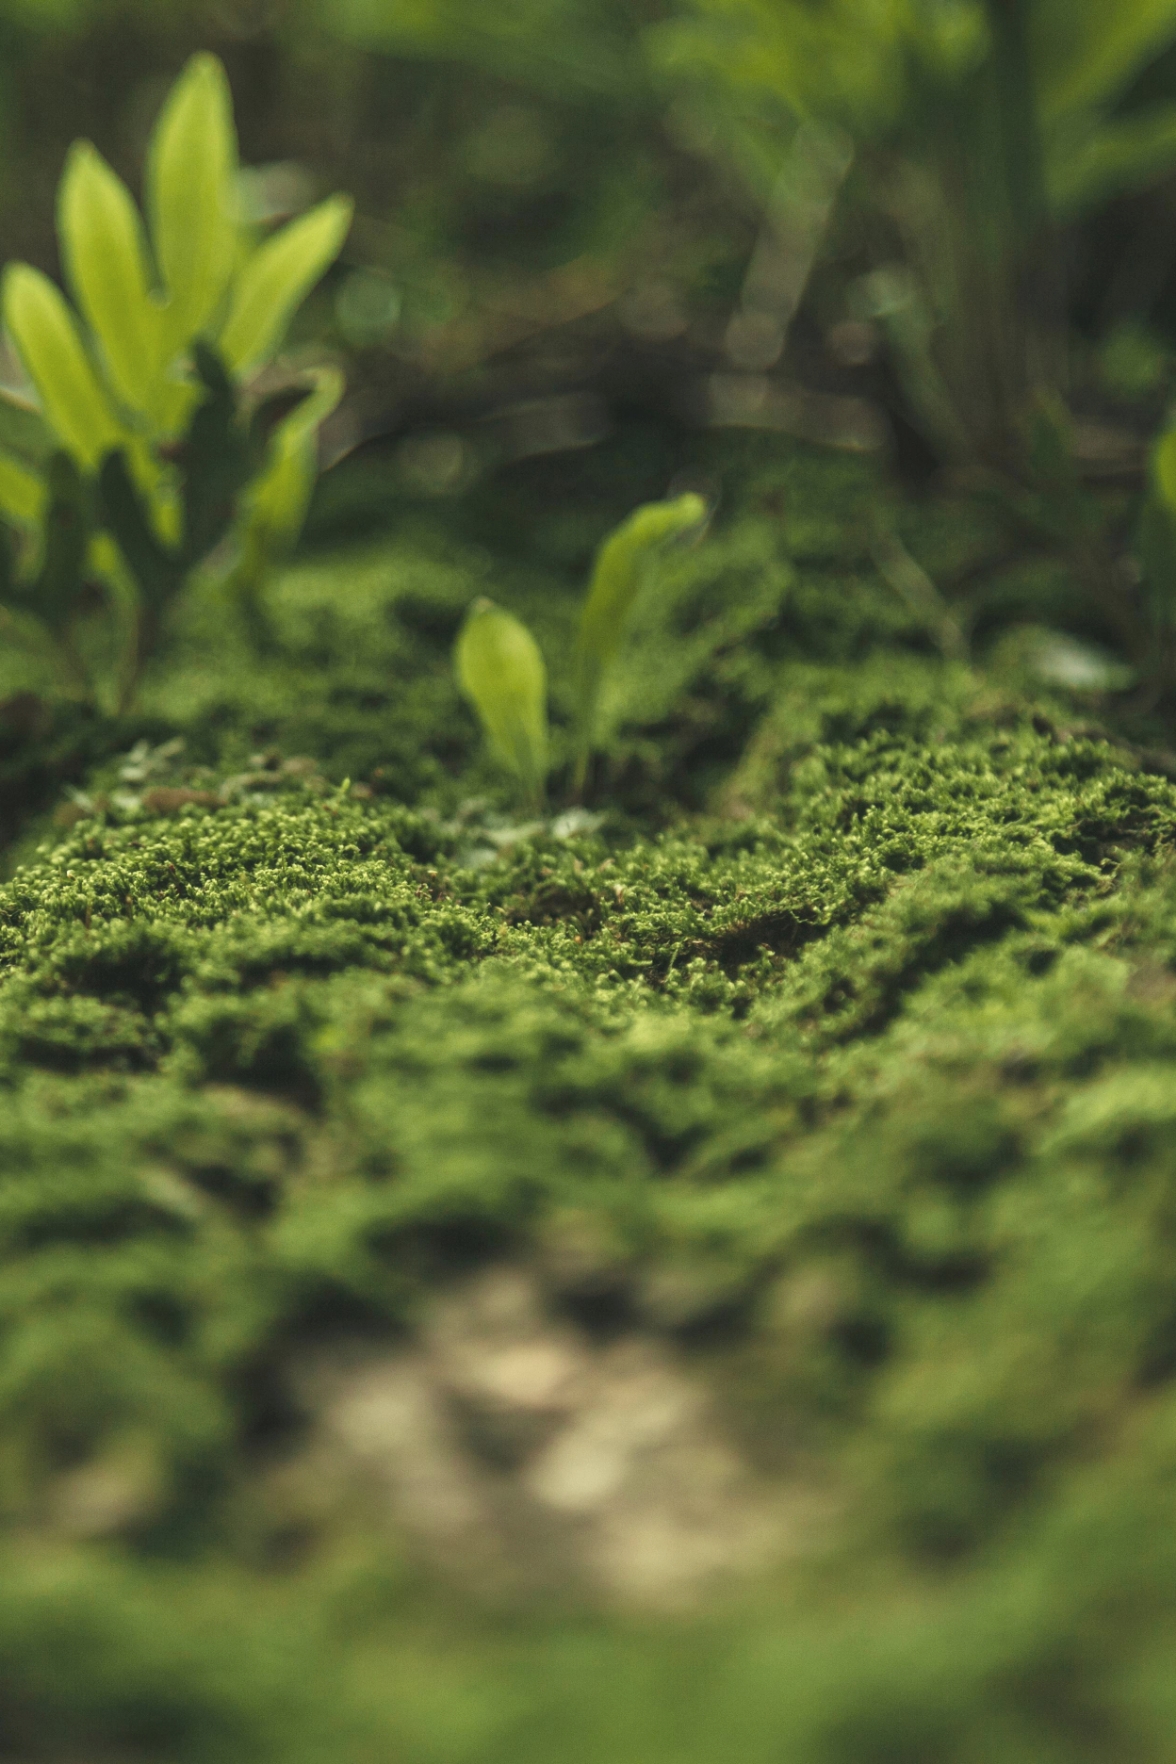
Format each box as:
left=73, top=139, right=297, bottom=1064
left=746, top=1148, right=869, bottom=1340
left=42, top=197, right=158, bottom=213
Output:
left=2, top=436, right=1176, bottom=1758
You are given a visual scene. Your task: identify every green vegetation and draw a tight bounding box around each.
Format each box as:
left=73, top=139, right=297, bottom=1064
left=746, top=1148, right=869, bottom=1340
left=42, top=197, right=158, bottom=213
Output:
left=659, top=0, right=1176, bottom=469
left=0, top=55, right=350, bottom=711
left=455, top=490, right=708, bottom=807
left=0, top=434, right=1169, bottom=1757
left=4, top=2, right=1176, bottom=1758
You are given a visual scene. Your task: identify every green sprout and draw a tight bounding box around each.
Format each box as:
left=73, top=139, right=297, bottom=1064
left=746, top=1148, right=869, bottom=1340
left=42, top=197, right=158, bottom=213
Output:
left=572, top=492, right=709, bottom=791
left=1134, top=424, right=1176, bottom=683
left=455, top=491, right=708, bottom=809
left=456, top=599, right=550, bottom=814
left=0, top=53, right=353, bottom=710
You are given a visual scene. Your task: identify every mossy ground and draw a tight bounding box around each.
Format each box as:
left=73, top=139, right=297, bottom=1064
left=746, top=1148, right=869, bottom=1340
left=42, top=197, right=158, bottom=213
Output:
left=2, top=433, right=1176, bottom=1760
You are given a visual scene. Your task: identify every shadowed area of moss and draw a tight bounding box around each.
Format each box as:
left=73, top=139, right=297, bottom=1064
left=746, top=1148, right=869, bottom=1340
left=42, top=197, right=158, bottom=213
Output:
left=3, top=437, right=1176, bottom=1757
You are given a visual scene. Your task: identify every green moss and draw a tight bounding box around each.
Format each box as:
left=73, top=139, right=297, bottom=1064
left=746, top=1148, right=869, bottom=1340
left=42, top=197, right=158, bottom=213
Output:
left=3, top=437, right=1176, bottom=1756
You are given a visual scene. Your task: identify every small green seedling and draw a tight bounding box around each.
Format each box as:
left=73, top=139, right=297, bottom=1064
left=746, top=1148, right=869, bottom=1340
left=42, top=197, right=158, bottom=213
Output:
left=0, top=52, right=353, bottom=708
left=455, top=491, right=708, bottom=807
left=456, top=599, right=550, bottom=812
left=1135, top=425, right=1176, bottom=680
left=572, top=492, right=708, bottom=788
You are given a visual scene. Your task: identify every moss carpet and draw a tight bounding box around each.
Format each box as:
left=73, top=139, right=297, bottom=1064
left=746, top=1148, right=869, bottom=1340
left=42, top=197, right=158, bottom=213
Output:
left=1, top=436, right=1175, bottom=1760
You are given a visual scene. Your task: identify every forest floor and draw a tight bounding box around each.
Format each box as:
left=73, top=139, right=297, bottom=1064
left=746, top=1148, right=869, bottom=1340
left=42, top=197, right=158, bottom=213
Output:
left=1, top=428, right=1175, bottom=1762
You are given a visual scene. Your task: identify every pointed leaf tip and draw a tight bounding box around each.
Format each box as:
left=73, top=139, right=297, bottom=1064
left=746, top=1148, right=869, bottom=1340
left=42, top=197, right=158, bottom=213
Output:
left=2, top=262, right=122, bottom=468
left=58, top=138, right=161, bottom=416
left=219, top=194, right=354, bottom=376
left=574, top=490, right=709, bottom=758
left=148, top=52, right=240, bottom=355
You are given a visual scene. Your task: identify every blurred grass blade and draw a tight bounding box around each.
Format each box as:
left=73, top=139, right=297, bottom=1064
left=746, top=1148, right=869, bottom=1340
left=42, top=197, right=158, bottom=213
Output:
left=0, top=450, right=47, bottom=530
left=2, top=263, right=123, bottom=468
left=456, top=597, right=548, bottom=808
left=147, top=53, right=240, bottom=355
left=574, top=492, right=707, bottom=775
left=1047, top=106, right=1176, bottom=216
left=58, top=141, right=162, bottom=417
left=1033, top=0, right=1176, bottom=123
left=219, top=195, right=354, bottom=376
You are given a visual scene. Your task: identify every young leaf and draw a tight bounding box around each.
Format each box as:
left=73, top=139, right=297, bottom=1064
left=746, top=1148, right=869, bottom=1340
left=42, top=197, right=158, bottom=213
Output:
left=222, top=367, right=344, bottom=653
left=2, top=263, right=123, bottom=468
left=456, top=598, right=549, bottom=807
left=1154, top=428, right=1176, bottom=515
left=98, top=345, right=254, bottom=610
left=147, top=53, right=240, bottom=356
left=244, top=365, right=343, bottom=557
left=218, top=195, right=354, bottom=376
left=57, top=141, right=161, bottom=417
left=573, top=491, right=707, bottom=767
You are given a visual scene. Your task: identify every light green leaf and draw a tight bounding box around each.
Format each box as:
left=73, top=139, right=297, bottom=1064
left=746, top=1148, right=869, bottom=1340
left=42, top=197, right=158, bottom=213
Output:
left=245, top=366, right=344, bottom=558
left=147, top=53, right=240, bottom=356
left=575, top=492, right=708, bottom=739
left=218, top=195, right=354, bottom=376
left=0, top=450, right=47, bottom=529
left=58, top=140, right=162, bottom=417
left=1153, top=428, right=1176, bottom=515
left=456, top=597, right=549, bottom=806
left=2, top=263, right=123, bottom=468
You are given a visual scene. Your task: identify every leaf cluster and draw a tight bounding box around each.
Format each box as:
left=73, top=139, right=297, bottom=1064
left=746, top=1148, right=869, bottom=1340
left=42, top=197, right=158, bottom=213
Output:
left=0, top=54, right=352, bottom=710
left=455, top=490, right=709, bottom=809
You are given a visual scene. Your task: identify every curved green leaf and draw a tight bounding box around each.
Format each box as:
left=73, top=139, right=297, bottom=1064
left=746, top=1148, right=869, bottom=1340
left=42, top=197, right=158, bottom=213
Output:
left=147, top=53, right=240, bottom=356
left=58, top=140, right=162, bottom=418
left=1153, top=428, right=1176, bottom=515
left=218, top=195, right=354, bottom=376
left=245, top=365, right=343, bottom=557
left=574, top=492, right=708, bottom=746
left=456, top=598, right=548, bottom=807
left=2, top=263, right=123, bottom=469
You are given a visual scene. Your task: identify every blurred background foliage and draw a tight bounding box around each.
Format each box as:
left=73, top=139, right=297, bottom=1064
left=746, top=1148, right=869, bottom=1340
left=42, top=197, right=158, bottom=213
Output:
left=7, top=9, right=1176, bottom=1758
left=3, top=0, right=1176, bottom=509
left=0, top=0, right=741, bottom=510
